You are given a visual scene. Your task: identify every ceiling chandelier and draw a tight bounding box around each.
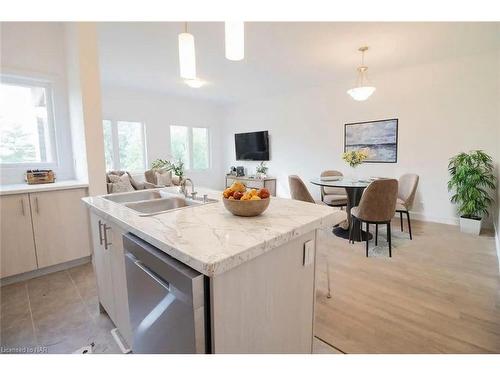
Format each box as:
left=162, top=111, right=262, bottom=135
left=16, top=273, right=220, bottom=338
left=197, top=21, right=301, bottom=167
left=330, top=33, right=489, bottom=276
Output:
left=347, top=46, right=376, bottom=101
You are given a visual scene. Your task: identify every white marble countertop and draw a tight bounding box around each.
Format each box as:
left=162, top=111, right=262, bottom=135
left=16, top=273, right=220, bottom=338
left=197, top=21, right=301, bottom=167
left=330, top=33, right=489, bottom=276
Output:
left=82, top=187, right=345, bottom=277
left=0, top=180, right=89, bottom=196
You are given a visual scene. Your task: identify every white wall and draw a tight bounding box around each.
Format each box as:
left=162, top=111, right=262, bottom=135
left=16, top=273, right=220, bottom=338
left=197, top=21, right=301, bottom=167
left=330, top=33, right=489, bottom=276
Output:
left=496, top=49, right=500, bottom=260
left=65, top=23, right=107, bottom=196
left=223, top=52, right=500, bottom=226
left=0, top=22, right=75, bottom=184
left=101, top=86, right=226, bottom=189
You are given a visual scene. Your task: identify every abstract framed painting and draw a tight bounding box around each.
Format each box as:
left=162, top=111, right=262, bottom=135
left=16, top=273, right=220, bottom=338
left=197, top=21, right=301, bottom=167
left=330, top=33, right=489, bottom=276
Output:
left=344, top=118, right=398, bottom=163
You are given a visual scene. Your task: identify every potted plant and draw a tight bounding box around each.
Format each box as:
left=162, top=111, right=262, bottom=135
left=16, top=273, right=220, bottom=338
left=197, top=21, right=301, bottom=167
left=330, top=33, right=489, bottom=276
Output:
left=255, top=161, right=268, bottom=179
left=447, top=150, right=496, bottom=235
left=341, top=149, right=368, bottom=181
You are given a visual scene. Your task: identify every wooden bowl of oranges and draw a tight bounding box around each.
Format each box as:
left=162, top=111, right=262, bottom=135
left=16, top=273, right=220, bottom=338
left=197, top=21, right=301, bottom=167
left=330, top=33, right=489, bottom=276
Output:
left=222, top=181, right=271, bottom=217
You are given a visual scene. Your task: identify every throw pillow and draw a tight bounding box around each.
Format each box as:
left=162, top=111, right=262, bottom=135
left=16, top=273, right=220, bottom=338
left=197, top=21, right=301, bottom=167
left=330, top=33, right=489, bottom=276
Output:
left=108, top=173, right=135, bottom=193
left=155, top=170, right=173, bottom=186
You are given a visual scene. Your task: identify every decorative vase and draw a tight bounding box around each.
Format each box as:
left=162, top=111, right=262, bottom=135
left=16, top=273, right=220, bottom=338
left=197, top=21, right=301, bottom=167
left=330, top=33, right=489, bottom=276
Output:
left=350, top=166, right=360, bottom=182
left=459, top=216, right=482, bottom=235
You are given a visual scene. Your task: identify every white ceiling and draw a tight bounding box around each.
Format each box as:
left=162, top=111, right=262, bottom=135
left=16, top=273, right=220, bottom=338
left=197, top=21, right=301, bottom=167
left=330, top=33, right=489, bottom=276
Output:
left=97, top=22, right=500, bottom=103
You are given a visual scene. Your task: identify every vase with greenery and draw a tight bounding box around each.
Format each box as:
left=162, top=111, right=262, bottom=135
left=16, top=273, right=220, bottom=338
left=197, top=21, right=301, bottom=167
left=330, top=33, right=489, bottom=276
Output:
left=255, top=161, right=268, bottom=178
left=342, top=150, right=368, bottom=181
left=447, top=150, right=496, bottom=235
left=152, top=158, right=185, bottom=182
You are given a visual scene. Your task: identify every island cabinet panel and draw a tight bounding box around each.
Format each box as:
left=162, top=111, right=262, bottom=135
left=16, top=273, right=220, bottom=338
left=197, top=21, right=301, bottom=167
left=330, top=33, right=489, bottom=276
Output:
left=30, top=188, right=91, bottom=268
left=89, top=211, right=132, bottom=347
left=0, top=194, right=38, bottom=278
left=108, top=223, right=133, bottom=345
left=210, top=230, right=317, bottom=353
left=89, top=213, right=116, bottom=321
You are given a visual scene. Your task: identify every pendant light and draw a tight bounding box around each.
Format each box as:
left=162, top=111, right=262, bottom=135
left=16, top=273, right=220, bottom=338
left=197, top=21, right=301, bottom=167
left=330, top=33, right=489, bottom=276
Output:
left=225, top=22, right=244, bottom=61
left=178, top=22, right=196, bottom=80
left=347, top=46, right=376, bottom=101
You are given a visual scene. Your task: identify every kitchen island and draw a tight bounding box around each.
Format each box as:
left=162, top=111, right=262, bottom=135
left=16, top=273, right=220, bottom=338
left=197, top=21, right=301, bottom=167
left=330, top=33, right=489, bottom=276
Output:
left=82, top=187, right=345, bottom=354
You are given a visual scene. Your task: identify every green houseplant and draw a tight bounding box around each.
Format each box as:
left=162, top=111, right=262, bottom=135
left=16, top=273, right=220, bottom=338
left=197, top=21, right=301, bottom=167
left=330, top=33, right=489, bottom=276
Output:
left=255, top=161, right=268, bottom=178
left=447, top=150, right=496, bottom=235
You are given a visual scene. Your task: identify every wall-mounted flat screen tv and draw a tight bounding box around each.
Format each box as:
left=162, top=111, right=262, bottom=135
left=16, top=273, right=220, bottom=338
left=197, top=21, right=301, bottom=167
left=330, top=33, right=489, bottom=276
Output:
left=235, top=131, right=269, bottom=161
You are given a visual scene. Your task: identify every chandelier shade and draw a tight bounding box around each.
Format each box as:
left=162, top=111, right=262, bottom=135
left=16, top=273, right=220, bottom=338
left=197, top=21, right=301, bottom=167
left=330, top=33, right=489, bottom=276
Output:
left=347, top=46, right=376, bottom=101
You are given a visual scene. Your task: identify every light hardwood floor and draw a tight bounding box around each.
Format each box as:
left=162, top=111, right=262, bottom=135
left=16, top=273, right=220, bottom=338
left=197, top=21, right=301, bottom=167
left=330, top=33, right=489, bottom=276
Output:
left=314, top=218, right=500, bottom=353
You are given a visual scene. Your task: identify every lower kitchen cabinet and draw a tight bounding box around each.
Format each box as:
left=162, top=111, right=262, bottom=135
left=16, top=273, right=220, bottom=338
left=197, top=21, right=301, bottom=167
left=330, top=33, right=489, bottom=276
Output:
left=89, top=211, right=132, bottom=346
left=0, top=194, right=38, bottom=278
left=0, top=187, right=91, bottom=280
left=30, top=188, right=91, bottom=268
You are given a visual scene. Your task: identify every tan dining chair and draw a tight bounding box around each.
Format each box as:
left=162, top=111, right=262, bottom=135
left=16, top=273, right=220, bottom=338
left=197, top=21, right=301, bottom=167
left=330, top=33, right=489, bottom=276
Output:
left=288, top=175, right=316, bottom=203
left=396, top=174, right=419, bottom=240
left=288, top=175, right=347, bottom=298
left=350, top=179, right=398, bottom=257
left=320, top=170, right=348, bottom=209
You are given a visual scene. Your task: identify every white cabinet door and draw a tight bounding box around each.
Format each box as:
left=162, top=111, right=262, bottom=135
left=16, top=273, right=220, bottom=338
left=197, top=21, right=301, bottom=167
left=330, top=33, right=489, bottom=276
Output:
left=108, top=224, right=132, bottom=345
left=89, top=212, right=115, bottom=320
left=89, top=212, right=132, bottom=345
left=30, top=188, right=91, bottom=268
left=0, top=194, right=37, bottom=278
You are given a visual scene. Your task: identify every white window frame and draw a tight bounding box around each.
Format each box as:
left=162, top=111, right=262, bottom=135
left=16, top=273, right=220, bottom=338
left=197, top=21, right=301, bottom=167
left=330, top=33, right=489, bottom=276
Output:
left=0, top=74, right=59, bottom=168
left=103, top=120, right=148, bottom=173
left=170, top=125, right=211, bottom=171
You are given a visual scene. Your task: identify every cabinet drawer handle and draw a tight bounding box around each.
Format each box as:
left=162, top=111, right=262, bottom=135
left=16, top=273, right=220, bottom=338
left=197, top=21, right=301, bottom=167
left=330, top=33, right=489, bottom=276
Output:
left=35, top=197, right=39, bottom=214
left=103, top=224, right=112, bottom=250
left=20, top=199, right=25, bottom=216
left=98, top=220, right=104, bottom=245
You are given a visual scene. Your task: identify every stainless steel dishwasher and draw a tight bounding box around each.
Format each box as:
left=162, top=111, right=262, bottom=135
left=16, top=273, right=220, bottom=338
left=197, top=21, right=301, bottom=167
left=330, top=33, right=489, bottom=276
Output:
left=123, top=233, right=209, bottom=354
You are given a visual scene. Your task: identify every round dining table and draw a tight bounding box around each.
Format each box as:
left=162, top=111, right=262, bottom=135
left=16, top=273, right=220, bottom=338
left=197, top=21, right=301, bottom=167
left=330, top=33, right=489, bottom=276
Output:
left=310, top=178, right=372, bottom=242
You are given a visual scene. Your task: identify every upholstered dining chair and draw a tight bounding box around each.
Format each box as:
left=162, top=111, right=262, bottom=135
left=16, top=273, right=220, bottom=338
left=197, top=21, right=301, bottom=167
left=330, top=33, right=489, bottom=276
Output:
left=288, top=175, right=316, bottom=203
left=288, top=175, right=347, bottom=299
left=350, top=179, right=398, bottom=257
left=320, top=170, right=348, bottom=209
left=396, top=174, right=419, bottom=240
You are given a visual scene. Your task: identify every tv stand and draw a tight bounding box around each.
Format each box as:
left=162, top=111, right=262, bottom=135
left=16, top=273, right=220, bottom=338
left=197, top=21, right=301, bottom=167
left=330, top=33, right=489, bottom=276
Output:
left=225, top=175, right=277, bottom=196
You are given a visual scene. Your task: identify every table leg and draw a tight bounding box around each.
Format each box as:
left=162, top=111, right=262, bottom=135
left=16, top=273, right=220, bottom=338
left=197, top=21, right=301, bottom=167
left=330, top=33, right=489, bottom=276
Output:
left=332, top=187, right=372, bottom=242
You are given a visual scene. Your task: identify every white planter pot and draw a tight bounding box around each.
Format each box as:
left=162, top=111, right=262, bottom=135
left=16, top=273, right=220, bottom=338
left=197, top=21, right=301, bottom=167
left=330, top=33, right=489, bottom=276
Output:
left=459, top=216, right=482, bottom=235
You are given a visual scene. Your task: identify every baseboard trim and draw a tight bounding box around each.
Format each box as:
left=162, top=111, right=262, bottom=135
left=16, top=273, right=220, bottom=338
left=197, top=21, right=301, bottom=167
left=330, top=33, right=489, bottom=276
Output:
left=0, top=256, right=91, bottom=286
left=494, top=220, right=500, bottom=273
left=408, top=212, right=459, bottom=226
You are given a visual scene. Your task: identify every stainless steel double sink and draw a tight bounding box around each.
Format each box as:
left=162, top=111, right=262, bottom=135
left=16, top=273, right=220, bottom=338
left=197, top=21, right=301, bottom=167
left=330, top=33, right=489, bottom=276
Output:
left=103, top=189, right=217, bottom=216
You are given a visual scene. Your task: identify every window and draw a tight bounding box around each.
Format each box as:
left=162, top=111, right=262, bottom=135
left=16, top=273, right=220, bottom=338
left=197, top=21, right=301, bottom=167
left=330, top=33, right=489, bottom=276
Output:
left=102, top=120, right=147, bottom=172
left=0, top=76, right=56, bottom=164
left=170, top=125, right=210, bottom=170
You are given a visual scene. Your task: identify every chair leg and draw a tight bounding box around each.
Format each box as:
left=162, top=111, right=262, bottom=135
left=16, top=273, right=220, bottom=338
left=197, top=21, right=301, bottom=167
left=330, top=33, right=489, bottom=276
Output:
left=366, top=222, right=370, bottom=257
left=400, top=211, right=403, bottom=231
left=348, top=220, right=353, bottom=244
left=375, top=224, right=378, bottom=246
left=387, top=222, right=392, bottom=257
left=406, top=211, right=413, bottom=240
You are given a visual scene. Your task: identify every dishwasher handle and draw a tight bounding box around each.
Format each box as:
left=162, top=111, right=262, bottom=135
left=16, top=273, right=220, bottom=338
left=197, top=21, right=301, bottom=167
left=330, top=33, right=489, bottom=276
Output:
left=126, top=252, right=170, bottom=291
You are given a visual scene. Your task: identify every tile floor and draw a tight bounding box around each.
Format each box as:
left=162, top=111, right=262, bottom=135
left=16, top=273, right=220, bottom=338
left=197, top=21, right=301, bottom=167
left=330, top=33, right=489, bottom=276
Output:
left=1, top=261, right=339, bottom=354
left=0, top=262, right=121, bottom=354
